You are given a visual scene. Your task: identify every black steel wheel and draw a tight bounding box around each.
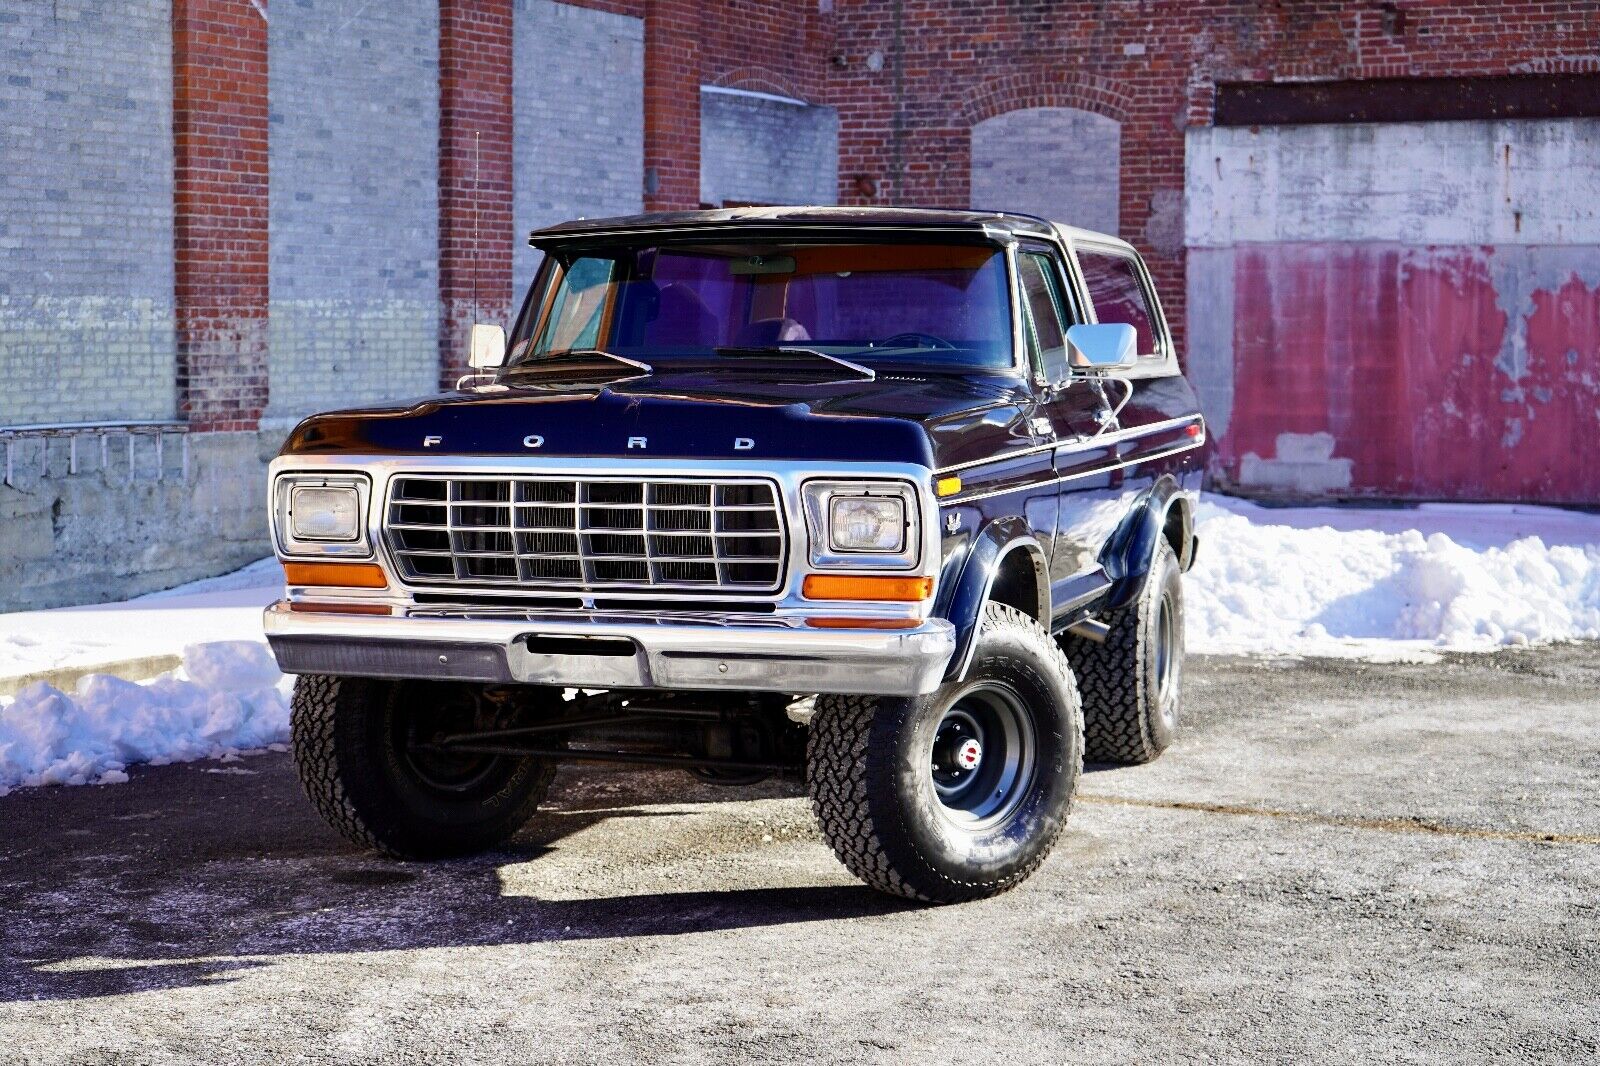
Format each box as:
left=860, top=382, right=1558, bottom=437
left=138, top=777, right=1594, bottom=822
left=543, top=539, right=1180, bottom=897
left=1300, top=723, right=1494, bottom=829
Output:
left=291, top=675, right=559, bottom=859
left=806, top=602, right=1083, bottom=903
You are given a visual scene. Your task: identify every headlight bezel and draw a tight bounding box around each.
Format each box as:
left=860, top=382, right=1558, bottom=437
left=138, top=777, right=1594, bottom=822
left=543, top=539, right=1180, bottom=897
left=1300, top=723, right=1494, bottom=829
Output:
left=801, top=479, right=921, bottom=570
left=273, top=473, right=373, bottom=559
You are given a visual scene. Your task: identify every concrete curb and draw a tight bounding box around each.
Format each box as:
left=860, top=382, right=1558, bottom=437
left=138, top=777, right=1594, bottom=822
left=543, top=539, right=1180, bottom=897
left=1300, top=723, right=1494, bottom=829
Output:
left=0, top=653, right=184, bottom=699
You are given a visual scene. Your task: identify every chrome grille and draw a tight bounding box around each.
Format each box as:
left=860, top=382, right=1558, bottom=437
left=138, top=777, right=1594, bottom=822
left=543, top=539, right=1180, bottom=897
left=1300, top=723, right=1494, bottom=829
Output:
left=384, top=476, right=786, bottom=592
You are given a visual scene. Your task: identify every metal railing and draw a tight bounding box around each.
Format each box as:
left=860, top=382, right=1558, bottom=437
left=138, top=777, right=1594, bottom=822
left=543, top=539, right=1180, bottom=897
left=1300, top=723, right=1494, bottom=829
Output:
left=0, top=421, right=189, bottom=488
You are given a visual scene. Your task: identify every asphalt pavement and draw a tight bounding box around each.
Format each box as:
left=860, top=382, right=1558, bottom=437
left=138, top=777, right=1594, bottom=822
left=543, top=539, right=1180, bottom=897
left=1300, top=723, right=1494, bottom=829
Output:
left=1, top=645, right=1596, bottom=1064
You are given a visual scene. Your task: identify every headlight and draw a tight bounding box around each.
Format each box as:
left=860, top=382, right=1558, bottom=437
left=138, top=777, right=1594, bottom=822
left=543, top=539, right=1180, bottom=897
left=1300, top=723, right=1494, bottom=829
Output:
left=290, top=486, right=361, bottom=541
left=802, top=480, right=920, bottom=569
left=830, top=496, right=905, bottom=552
left=274, top=474, right=372, bottom=557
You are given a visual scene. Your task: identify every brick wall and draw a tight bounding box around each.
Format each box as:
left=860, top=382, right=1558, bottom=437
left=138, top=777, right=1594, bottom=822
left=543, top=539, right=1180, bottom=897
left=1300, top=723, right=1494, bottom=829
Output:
left=0, top=0, right=175, bottom=426
left=970, top=107, right=1119, bottom=235
left=642, top=0, right=700, bottom=211
left=828, top=0, right=1600, bottom=359
left=699, top=89, right=838, bottom=207
left=438, top=0, right=514, bottom=385
left=267, top=0, right=440, bottom=419
left=173, top=0, right=270, bottom=432
left=512, top=0, right=644, bottom=298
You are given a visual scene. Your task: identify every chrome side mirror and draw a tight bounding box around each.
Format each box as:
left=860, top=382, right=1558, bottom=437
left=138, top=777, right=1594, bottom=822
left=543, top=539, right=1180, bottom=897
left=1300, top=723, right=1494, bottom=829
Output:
left=468, top=323, right=507, bottom=369
left=1065, top=323, right=1137, bottom=372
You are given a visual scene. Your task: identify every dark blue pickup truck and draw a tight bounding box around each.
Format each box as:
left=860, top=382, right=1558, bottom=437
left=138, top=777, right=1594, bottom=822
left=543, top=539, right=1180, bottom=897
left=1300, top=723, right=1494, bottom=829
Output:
left=264, top=207, right=1205, bottom=902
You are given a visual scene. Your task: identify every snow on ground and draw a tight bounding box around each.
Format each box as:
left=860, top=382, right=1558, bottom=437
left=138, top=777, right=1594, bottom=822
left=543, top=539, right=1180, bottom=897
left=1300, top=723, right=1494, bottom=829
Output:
left=0, top=498, right=1597, bottom=792
left=1189, top=498, right=1600, bottom=660
left=0, top=557, right=282, bottom=678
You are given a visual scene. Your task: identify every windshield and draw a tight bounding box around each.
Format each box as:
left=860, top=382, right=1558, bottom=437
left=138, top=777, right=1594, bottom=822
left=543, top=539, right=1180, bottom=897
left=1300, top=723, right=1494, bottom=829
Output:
left=511, top=241, right=1015, bottom=370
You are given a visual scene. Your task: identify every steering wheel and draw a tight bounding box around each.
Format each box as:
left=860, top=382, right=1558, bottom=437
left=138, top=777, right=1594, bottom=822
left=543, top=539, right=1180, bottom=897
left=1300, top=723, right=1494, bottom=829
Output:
left=879, top=331, right=956, bottom=350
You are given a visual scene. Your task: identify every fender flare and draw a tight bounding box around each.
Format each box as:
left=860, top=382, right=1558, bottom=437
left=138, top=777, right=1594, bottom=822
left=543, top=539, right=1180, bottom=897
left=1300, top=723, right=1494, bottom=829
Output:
left=937, top=516, right=1050, bottom=683
left=1101, top=475, right=1192, bottom=612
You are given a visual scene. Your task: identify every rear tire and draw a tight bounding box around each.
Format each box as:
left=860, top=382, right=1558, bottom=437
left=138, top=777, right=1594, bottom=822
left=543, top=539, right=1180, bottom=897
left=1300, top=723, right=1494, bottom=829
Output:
left=291, top=674, right=558, bottom=859
left=805, top=602, right=1083, bottom=903
left=1061, top=540, right=1184, bottom=765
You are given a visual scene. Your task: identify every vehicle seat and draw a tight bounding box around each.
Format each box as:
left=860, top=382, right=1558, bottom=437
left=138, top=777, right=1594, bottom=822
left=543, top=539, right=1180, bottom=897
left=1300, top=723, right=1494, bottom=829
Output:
left=734, top=317, right=812, bottom=347
left=648, top=283, right=719, bottom=347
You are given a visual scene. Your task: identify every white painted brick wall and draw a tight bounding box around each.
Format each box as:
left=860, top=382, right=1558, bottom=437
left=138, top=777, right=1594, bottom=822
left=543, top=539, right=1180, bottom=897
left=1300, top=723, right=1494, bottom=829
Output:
left=971, top=107, right=1120, bottom=235
left=267, top=0, right=441, bottom=418
left=0, top=0, right=175, bottom=426
left=700, top=90, right=839, bottom=209
left=1185, top=119, right=1600, bottom=248
left=513, top=0, right=644, bottom=300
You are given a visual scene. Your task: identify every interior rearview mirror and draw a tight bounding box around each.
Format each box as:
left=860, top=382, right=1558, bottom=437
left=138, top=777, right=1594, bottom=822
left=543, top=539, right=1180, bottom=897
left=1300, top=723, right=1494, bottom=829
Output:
left=468, top=323, right=507, bottom=369
left=1065, top=323, right=1137, bottom=372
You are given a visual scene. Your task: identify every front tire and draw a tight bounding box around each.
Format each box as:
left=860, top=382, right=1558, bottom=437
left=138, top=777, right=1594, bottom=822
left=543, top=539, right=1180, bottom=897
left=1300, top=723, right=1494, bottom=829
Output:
left=1061, top=539, right=1185, bottom=765
left=291, top=675, right=558, bottom=859
left=805, top=603, right=1083, bottom=903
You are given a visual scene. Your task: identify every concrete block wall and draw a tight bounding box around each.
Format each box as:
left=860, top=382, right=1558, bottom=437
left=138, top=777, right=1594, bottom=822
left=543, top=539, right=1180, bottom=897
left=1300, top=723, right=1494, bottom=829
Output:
left=267, top=0, right=441, bottom=419
left=699, top=89, right=838, bottom=208
left=0, top=430, right=278, bottom=611
left=513, top=0, right=644, bottom=299
left=0, top=0, right=175, bottom=425
left=970, top=107, right=1119, bottom=235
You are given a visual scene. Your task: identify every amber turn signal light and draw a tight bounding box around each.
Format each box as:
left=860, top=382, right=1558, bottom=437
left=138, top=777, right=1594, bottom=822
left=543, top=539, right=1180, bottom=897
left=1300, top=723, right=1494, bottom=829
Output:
left=283, top=561, right=389, bottom=589
left=801, top=574, right=933, bottom=602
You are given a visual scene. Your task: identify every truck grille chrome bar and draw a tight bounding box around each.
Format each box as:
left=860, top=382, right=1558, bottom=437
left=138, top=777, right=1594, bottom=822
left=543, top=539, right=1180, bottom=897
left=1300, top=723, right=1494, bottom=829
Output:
left=384, top=475, right=786, bottom=593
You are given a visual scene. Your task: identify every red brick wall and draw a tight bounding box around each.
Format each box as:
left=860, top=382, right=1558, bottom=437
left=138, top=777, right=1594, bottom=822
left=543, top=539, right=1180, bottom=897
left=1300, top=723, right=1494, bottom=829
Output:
left=172, top=0, right=269, bottom=432
left=438, top=0, right=516, bottom=388
left=642, top=0, right=832, bottom=211
left=826, top=1, right=1600, bottom=361
left=643, top=0, right=703, bottom=211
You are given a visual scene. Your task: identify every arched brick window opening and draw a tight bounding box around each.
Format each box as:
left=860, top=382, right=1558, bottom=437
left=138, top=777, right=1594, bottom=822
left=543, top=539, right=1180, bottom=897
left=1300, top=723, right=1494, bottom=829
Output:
left=970, top=107, right=1121, bottom=235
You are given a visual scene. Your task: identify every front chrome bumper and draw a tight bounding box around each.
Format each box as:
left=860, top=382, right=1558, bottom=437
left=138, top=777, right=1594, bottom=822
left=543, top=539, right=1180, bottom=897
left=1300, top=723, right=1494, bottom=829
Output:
left=264, top=601, right=956, bottom=696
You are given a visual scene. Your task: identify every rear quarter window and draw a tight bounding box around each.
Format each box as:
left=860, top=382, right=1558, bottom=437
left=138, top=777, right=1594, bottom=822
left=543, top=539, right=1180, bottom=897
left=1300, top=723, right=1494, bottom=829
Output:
left=1077, top=248, right=1161, bottom=358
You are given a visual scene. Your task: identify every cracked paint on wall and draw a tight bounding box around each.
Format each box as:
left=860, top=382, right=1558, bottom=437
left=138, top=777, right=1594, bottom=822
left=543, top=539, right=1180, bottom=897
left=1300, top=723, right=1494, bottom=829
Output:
left=1187, top=118, right=1600, bottom=504
left=1218, top=244, right=1600, bottom=502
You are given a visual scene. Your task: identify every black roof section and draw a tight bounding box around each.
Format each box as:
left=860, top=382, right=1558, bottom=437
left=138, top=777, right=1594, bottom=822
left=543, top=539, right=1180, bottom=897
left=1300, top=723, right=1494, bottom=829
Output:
left=528, top=205, right=1062, bottom=248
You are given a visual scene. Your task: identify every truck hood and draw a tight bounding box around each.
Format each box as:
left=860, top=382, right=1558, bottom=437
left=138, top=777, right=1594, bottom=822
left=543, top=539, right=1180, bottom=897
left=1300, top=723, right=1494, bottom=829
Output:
left=279, top=366, right=1037, bottom=469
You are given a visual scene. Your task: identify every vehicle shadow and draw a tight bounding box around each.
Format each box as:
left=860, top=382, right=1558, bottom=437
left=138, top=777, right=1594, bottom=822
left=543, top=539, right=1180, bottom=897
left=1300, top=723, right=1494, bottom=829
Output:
left=0, top=756, right=914, bottom=1004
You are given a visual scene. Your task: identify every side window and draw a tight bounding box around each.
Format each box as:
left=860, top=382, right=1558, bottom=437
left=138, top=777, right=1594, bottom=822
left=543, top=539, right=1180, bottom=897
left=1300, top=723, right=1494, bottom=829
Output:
left=535, top=256, right=615, bottom=353
left=1017, top=251, right=1071, bottom=381
left=1077, top=249, right=1159, bottom=357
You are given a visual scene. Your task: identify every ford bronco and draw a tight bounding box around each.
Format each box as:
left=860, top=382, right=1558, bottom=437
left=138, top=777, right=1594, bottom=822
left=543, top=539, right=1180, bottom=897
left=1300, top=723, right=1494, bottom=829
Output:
left=265, top=207, right=1205, bottom=902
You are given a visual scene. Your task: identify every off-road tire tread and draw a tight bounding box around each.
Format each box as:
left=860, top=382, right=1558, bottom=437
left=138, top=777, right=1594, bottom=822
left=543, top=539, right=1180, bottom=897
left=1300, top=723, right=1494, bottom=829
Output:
left=806, top=602, right=1082, bottom=903
left=1061, top=541, right=1179, bottom=765
left=290, top=674, right=556, bottom=859
left=292, top=674, right=388, bottom=852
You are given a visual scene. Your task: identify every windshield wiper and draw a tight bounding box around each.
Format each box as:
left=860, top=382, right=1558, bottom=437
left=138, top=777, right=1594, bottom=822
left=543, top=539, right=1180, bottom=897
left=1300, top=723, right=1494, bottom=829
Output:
left=506, top=349, right=654, bottom=376
left=714, top=346, right=875, bottom=381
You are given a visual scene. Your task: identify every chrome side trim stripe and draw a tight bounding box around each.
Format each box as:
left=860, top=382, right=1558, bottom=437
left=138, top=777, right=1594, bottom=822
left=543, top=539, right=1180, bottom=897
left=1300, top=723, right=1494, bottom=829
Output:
left=941, top=436, right=1206, bottom=505
left=933, top=413, right=1204, bottom=476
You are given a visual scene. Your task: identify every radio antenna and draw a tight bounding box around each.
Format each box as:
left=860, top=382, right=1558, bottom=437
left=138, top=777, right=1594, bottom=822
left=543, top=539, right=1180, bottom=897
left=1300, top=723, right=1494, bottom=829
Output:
left=471, top=130, right=481, bottom=331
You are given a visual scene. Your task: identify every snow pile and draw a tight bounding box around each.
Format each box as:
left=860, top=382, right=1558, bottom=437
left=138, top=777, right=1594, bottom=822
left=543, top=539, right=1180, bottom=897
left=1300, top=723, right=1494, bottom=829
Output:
left=1188, top=499, right=1600, bottom=658
left=0, top=641, right=290, bottom=794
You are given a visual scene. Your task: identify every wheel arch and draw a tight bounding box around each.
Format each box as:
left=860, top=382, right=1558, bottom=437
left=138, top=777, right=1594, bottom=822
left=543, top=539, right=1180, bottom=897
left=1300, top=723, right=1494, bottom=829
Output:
left=1101, top=475, right=1194, bottom=612
left=938, top=515, right=1051, bottom=682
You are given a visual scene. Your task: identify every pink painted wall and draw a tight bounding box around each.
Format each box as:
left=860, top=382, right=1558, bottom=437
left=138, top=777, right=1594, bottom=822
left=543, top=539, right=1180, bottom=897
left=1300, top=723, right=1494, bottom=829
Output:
left=1186, top=119, right=1600, bottom=504
left=1220, top=244, right=1600, bottom=503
